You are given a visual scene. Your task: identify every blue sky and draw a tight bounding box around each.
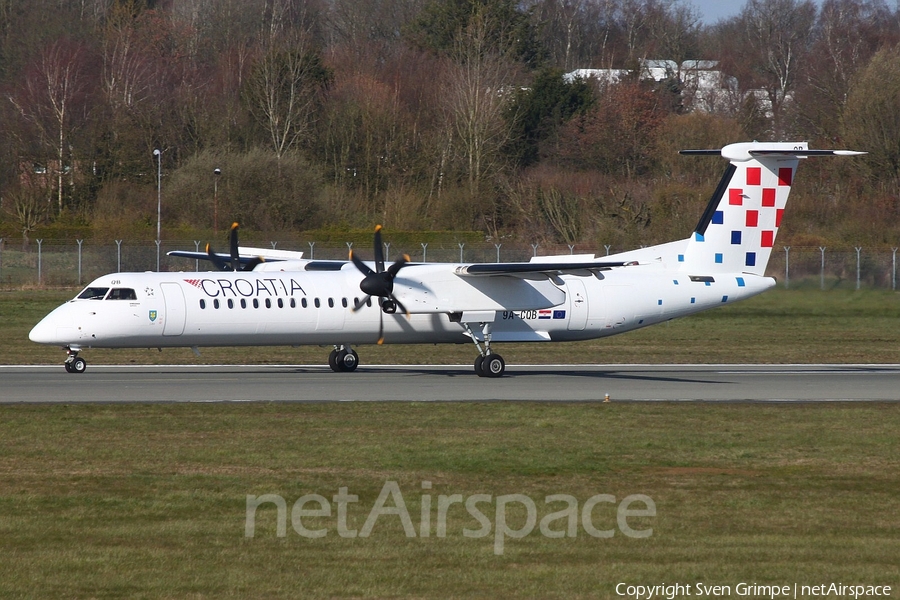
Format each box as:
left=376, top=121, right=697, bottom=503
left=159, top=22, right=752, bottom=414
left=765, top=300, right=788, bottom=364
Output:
left=690, top=0, right=826, bottom=24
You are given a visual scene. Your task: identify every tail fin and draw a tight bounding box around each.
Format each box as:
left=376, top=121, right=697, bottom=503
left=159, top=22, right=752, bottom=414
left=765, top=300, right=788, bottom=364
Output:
left=678, top=142, right=863, bottom=276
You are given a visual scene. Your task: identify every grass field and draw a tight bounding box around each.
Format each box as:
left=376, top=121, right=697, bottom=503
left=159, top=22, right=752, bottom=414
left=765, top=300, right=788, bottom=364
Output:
left=1, top=288, right=899, bottom=598
left=0, top=403, right=898, bottom=598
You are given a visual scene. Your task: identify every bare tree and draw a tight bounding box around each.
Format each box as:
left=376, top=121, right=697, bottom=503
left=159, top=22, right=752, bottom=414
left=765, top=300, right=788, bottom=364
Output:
left=441, top=12, right=518, bottom=201
left=798, top=0, right=896, bottom=139
left=533, top=0, right=593, bottom=70
left=8, top=39, right=91, bottom=215
left=645, top=0, right=701, bottom=68
left=101, top=5, right=154, bottom=115
left=738, top=0, right=816, bottom=135
left=244, top=33, right=329, bottom=158
left=5, top=182, right=47, bottom=249
left=842, top=46, right=900, bottom=189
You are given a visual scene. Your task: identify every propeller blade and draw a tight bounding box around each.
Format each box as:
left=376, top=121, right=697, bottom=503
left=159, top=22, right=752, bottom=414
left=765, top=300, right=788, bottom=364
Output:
left=387, top=254, right=409, bottom=277
left=206, top=243, right=230, bottom=271
left=229, top=222, right=240, bottom=271
left=391, top=295, right=410, bottom=318
left=377, top=310, right=384, bottom=345
left=373, top=225, right=385, bottom=273
left=242, top=257, right=264, bottom=271
left=353, top=295, right=371, bottom=312
left=349, top=250, right=374, bottom=277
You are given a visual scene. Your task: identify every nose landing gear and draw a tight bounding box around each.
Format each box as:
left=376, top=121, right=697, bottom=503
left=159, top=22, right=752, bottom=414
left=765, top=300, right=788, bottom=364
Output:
left=64, top=348, right=87, bottom=374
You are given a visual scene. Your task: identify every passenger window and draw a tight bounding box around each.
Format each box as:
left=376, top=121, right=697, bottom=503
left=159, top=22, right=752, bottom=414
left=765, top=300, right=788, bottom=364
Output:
left=241, top=299, right=247, bottom=309
left=253, top=299, right=259, bottom=309
left=227, top=299, right=234, bottom=309
left=301, top=298, right=308, bottom=308
left=314, top=298, right=320, bottom=308
left=106, top=288, right=137, bottom=300
left=78, top=287, right=109, bottom=300
left=342, top=298, right=348, bottom=308
left=277, top=298, right=284, bottom=308
left=200, top=299, right=206, bottom=309
left=290, top=298, right=296, bottom=308
left=328, top=298, right=334, bottom=308
left=265, top=298, right=272, bottom=309
left=214, top=299, right=220, bottom=309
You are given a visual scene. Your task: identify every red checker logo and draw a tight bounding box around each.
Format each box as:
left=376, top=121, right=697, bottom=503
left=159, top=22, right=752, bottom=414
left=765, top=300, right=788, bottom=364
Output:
left=746, top=167, right=761, bottom=186
left=729, top=188, right=743, bottom=205
left=746, top=210, right=759, bottom=227
left=778, top=167, right=793, bottom=186
left=775, top=209, right=784, bottom=227
left=761, top=230, right=774, bottom=247
left=762, top=188, right=776, bottom=207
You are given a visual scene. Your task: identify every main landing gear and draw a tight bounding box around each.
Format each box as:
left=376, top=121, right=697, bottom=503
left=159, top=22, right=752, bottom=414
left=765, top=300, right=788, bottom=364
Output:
left=64, top=348, right=87, bottom=374
left=328, top=345, right=359, bottom=372
left=461, top=320, right=505, bottom=378
left=474, top=353, right=505, bottom=378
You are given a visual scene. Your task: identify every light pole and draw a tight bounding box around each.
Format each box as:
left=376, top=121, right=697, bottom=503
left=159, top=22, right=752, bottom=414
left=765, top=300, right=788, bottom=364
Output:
left=213, top=167, right=221, bottom=235
left=153, top=148, right=162, bottom=272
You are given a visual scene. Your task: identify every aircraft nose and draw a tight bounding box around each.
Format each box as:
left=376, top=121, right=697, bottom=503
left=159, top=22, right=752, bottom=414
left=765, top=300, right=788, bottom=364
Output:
left=29, top=304, right=76, bottom=346
left=29, top=315, right=57, bottom=344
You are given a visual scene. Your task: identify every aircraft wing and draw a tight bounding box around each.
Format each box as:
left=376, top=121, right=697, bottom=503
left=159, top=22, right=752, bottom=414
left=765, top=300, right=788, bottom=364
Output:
left=168, top=246, right=304, bottom=265
left=453, top=260, right=634, bottom=278
left=167, top=250, right=273, bottom=265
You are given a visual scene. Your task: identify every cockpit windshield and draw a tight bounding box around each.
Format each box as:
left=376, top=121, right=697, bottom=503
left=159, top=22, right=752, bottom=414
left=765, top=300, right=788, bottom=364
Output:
left=106, top=288, right=137, bottom=300
left=77, top=287, right=109, bottom=300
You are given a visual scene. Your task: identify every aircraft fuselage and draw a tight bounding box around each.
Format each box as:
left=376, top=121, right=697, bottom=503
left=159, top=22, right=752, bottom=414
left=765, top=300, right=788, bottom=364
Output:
left=29, top=263, right=773, bottom=351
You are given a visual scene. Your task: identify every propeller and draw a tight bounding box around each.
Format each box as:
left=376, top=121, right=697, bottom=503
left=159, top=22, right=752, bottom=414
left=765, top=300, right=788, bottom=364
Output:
left=206, top=222, right=264, bottom=272
left=349, top=225, right=410, bottom=344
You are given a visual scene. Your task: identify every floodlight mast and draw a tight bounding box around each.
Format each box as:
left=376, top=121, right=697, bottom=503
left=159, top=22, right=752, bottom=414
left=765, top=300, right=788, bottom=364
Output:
left=214, top=167, right=221, bottom=235
left=153, top=148, right=161, bottom=272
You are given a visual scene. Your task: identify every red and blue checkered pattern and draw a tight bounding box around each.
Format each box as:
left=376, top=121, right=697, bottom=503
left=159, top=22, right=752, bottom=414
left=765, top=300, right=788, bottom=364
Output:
left=681, top=155, right=799, bottom=276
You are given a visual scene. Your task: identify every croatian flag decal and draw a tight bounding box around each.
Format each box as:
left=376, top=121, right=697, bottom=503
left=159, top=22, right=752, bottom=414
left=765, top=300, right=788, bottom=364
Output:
left=538, top=310, right=552, bottom=319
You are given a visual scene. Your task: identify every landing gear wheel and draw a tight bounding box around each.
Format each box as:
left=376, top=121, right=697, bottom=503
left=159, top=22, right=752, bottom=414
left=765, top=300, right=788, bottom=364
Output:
left=474, top=355, right=485, bottom=377
left=65, top=361, right=74, bottom=373
left=328, top=349, right=340, bottom=372
left=337, top=349, right=359, bottom=372
left=68, top=357, right=87, bottom=374
left=482, top=354, right=505, bottom=378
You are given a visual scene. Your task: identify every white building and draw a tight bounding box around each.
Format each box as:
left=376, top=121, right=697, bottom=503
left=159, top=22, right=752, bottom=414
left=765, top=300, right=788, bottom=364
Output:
left=564, top=60, right=770, bottom=116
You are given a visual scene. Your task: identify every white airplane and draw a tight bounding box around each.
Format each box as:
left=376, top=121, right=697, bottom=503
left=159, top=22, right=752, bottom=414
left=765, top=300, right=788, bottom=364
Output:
left=30, top=141, right=862, bottom=376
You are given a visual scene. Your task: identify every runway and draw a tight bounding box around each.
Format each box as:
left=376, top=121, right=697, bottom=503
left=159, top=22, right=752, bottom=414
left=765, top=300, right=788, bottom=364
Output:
left=2, top=364, right=899, bottom=403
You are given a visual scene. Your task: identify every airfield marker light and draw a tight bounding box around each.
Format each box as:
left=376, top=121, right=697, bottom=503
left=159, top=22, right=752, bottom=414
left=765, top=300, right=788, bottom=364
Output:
left=604, top=394, right=610, bottom=403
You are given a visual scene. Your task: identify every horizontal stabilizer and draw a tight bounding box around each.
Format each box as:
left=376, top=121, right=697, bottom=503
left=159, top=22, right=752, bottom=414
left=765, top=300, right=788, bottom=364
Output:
left=680, top=143, right=866, bottom=162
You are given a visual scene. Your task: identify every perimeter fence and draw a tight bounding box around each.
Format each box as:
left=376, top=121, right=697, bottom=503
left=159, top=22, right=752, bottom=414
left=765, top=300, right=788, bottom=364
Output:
left=1, top=237, right=899, bottom=291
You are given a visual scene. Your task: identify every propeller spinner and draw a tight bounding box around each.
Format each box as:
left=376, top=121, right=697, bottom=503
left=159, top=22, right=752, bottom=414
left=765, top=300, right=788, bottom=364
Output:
left=349, top=225, right=410, bottom=344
